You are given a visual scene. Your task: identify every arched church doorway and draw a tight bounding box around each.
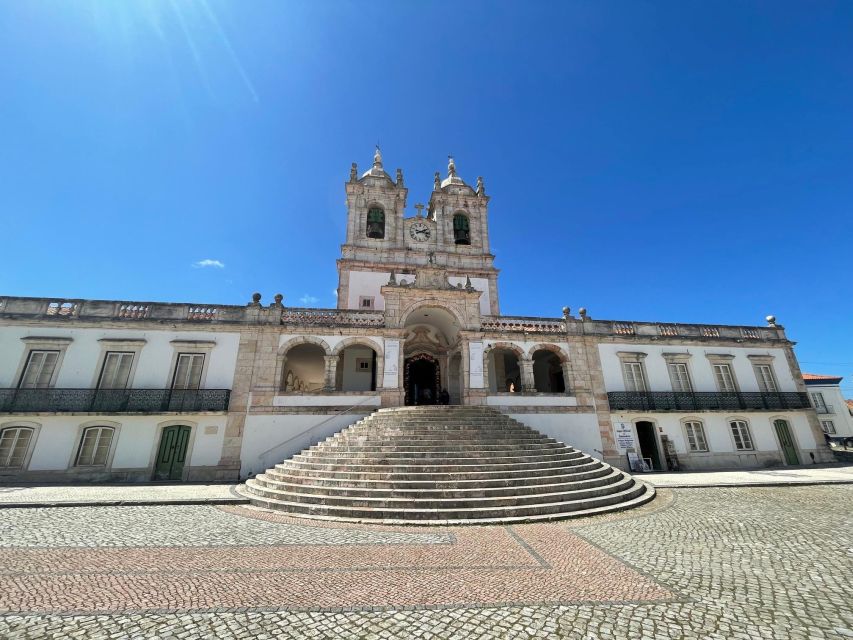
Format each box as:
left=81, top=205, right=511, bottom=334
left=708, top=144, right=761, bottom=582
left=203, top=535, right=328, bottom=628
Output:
left=401, top=305, right=463, bottom=405
left=405, top=353, right=440, bottom=405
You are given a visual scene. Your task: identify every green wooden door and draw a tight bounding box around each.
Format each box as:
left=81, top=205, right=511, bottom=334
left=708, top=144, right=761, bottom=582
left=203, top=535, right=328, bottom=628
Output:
left=773, top=419, right=799, bottom=466
left=154, top=425, right=191, bottom=481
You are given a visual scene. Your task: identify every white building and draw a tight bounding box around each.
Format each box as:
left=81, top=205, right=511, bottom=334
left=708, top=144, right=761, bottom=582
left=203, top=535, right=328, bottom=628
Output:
left=803, top=373, right=853, bottom=439
left=0, top=151, right=834, bottom=483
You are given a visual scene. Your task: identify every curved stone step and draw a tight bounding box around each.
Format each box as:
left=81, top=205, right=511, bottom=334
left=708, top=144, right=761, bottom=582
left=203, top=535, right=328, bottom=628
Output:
left=272, top=458, right=605, bottom=481
left=278, top=456, right=594, bottom=475
left=290, top=450, right=585, bottom=465
left=241, top=406, right=655, bottom=524
left=251, top=467, right=626, bottom=499
left=263, top=463, right=613, bottom=489
left=243, top=473, right=634, bottom=510
left=237, top=481, right=652, bottom=524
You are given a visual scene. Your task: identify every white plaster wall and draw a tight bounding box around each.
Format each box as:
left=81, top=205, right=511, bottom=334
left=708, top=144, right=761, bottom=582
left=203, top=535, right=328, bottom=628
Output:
left=487, top=395, right=577, bottom=407
left=598, top=343, right=797, bottom=393
left=273, top=395, right=380, bottom=407
left=0, top=325, right=240, bottom=389
left=509, top=413, right=603, bottom=458
left=608, top=411, right=817, bottom=468
left=346, top=271, right=415, bottom=310
left=340, top=345, right=375, bottom=391
left=344, top=271, right=491, bottom=315
left=6, top=414, right=226, bottom=471
left=447, top=276, right=491, bottom=315
left=806, top=384, right=853, bottom=436
left=241, top=413, right=365, bottom=476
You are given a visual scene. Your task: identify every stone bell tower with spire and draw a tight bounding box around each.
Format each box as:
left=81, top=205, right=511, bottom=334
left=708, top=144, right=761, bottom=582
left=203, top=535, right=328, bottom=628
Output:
left=337, top=150, right=500, bottom=315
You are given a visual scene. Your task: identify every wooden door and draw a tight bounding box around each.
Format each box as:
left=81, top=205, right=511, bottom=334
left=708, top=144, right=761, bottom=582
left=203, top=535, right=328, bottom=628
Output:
left=154, top=425, right=191, bottom=481
left=773, top=420, right=799, bottom=466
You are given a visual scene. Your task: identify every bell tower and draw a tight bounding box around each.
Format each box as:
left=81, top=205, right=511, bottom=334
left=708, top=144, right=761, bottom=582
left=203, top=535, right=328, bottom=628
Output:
left=337, top=151, right=500, bottom=315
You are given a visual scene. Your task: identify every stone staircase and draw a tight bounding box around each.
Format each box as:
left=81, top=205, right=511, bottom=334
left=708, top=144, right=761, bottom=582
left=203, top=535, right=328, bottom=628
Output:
left=238, top=406, right=654, bottom=524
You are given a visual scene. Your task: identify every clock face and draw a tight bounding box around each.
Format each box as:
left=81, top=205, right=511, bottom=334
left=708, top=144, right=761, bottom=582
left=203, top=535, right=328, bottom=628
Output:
left=409, top=221, right=431, bottom=242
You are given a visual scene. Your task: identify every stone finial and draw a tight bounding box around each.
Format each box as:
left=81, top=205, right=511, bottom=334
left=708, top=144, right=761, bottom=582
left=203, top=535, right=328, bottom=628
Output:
left=477, top=176, right=485, bottom=196
left=562, top=306, right=570, bottom=319
left=447, top=155, right=457, bottom=177
left=434, top=171, right=441, bottom=190
left=373, top=145, right=383, bottom=168
left=766, top=315, right=777, bottom=327
left=578, top=307, right=587, bottom=319
left=251, top=292, right=262, bottom=305
left=388, top=271, right=397, bottom=285
left=465, top=275, right=475, bottom=292
left=274, top=293, right=283, bottom=305
left=396, top=168, right=403, bottom=186
left=349, top=162, right=357, bottom=182
left=415, top=203, right=424, bottom=218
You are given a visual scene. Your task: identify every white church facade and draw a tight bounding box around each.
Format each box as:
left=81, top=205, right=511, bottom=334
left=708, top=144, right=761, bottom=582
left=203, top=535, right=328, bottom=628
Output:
left=0, top=151, right=833, bottom=483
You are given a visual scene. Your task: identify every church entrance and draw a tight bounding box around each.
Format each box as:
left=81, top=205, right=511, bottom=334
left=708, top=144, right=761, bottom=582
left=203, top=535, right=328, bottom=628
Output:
left=405, top=354, right=440, bottom=405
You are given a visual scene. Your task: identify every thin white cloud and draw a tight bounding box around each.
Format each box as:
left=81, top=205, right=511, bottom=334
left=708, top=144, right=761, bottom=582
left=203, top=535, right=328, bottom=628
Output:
left=332, top=289, right=338, bottom=298
left=193, top=259, right=225, bottom=269
left=299, top=294, right=320, bottom=306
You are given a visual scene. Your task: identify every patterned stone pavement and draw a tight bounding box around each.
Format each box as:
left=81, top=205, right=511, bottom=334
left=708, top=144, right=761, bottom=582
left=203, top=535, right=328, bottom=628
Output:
left=0, top=485, right=851, bottom=639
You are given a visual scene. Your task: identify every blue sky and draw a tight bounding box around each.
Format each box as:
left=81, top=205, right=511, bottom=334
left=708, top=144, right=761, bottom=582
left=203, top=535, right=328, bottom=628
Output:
left=1, top=1, right=851, bottom=390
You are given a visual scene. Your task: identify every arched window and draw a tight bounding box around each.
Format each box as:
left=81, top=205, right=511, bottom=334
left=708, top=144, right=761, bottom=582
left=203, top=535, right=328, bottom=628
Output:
left=453, top=213, right=470, bottom=245
left=0, top=427, right=34, bottom=468
left=366, top=207, right=385, bottom=239
left=75, top=426, right=115, bottom=467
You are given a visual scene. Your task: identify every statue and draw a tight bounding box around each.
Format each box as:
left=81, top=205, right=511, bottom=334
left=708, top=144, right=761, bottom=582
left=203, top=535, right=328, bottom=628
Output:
left=396, top=168, right=403, bottom=186
left=476, top=176, right=485, bottom=196
left=434, top=172, right=441, bottom=190
left=349, top=163, right=357, bottom=182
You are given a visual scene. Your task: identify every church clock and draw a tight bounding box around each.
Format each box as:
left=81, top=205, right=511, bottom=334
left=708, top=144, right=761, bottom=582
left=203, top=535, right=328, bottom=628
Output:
left=409, top=221, right=431, bottom=242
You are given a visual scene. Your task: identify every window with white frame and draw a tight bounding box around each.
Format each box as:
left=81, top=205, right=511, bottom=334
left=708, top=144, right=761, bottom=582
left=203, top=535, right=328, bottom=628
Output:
left=97, top=352, right=134, bottom=389
left=74, top=426, right=114, bottom=467
left=172, top=353, right=205, bottom=390
left=0, top=427, right=34, bottom=468
left=713, top=363, right=738, bottom=392
left=622, top=361, right=647, bottom=392
left=820, top=420, right=836, bottom=434
left=729, top=420, right=754, bottom=451
left=668, top=362, right=693, bottom=392
left=18, top=350, right=60, bottom=388
left=684, top=421, right=709, bottom=452
left=810, top=392, right=829, bottom=413
left=753, top=364, right=778, bottom=392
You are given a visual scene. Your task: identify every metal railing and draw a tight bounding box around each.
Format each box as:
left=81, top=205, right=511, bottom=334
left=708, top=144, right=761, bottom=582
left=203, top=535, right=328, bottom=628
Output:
left=0, top=388, right=231, bottom=413
left=814, top=405, right=834, bottom=414
left=607, top=391, right=811, bottom=412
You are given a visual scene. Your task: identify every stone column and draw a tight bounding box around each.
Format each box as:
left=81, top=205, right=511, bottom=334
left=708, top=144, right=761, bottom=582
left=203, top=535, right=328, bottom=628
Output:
left=520, top=356, right=535, bottom=392
left=561, top=361, right=572, bottom=393
left=323, top=356, right=338, bottom=391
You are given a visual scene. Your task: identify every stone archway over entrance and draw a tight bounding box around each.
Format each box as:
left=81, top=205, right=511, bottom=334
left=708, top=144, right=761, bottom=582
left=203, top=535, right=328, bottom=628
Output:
left=402, top=305, right=462, bottom=405
left=404, top=353, right=441, bottom=405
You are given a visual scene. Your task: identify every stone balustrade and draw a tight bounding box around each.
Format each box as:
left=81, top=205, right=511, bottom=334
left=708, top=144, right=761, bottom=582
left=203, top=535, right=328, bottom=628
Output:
left=0, top=296, right=785, bottom=342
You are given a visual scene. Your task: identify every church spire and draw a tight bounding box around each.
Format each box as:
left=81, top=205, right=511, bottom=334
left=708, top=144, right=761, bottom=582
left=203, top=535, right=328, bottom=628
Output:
left=447, top=155, right=456, bottom=178
left=373, top=145, right=383, bottom=169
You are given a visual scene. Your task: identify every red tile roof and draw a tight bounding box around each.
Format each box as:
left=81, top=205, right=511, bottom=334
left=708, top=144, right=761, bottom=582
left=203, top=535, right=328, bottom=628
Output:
left=802, top=373, right=842, bottom=381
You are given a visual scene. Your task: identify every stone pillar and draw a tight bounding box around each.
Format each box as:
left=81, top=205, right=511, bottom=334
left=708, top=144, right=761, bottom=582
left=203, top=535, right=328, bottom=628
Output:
left=520, top=356, right=535, bottom=392
left=323, top=356, right=338, bottom=391
left=561, top=361, right=572, bottom=394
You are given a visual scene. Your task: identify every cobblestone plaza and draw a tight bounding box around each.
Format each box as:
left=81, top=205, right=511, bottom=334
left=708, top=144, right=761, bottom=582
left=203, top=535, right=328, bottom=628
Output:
left=1, top=485, right=851, bottom=639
